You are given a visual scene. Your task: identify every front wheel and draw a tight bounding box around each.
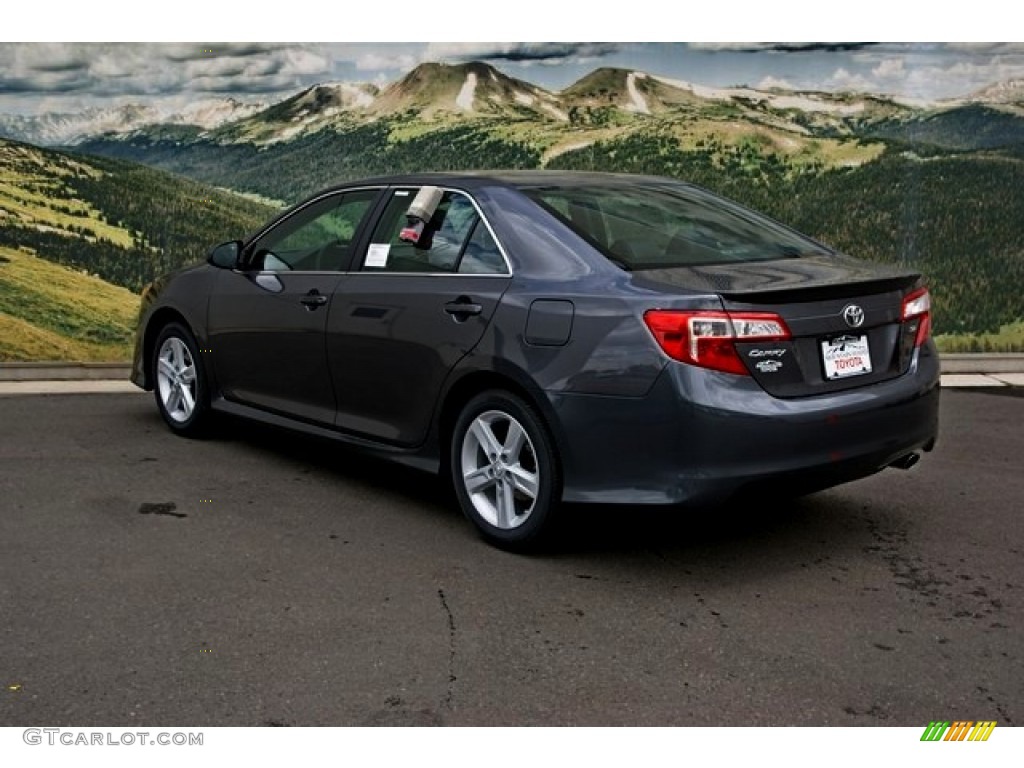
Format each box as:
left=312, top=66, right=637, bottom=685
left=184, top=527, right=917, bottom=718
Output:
left=451, top=390, right=560, bottom=549
left=152, top=322, right=211, bottom=437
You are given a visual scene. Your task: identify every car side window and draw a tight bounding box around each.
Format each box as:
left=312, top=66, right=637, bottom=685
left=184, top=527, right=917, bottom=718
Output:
left=362, top=188, right=507, bottom=274
left=458, top=219, right=506, bottom=274
left=250, top=189, right=378, bottom=272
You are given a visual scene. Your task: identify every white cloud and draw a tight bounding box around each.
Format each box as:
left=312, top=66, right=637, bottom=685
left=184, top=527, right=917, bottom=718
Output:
left=826, top=67, right=873, bottom=92
left=0, top=43, right=334, bottom=102
left=899, top=60, right=1020, bottom=99
left=821, top=51, right=1024, bottom=100
left=90, top=51, right=140, bottom=79
left=757, top=75, right=795, bottom=90
left=283, top=49, right=330, bottom=76
left=872, top=58, right=905, bottom=79
left=355, top=52, right=419, bottom=72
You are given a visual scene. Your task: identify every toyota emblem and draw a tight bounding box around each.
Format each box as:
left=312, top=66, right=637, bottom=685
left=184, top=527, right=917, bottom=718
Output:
left=841, top=304, right=865, bottom=328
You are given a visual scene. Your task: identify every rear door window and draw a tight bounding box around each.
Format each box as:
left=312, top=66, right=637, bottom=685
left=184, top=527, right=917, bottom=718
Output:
left=362, top=188, right=508, bottom=274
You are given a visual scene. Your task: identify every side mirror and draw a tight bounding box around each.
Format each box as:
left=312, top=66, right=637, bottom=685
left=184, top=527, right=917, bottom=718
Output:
left=208, top=241, right=241, bottom=269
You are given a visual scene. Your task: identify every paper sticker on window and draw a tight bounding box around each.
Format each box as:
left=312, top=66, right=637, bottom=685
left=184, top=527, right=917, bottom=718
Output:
left=365, top=243, right=390, bottom=268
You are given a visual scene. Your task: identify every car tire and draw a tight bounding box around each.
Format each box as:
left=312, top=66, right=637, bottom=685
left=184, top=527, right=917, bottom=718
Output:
left=152, top=322, right=211, bottom=437
left=451, top=390, right=560, bottom=549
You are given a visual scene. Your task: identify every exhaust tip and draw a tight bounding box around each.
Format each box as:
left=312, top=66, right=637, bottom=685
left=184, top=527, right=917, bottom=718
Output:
left=889, top=452, right=921, bottom=470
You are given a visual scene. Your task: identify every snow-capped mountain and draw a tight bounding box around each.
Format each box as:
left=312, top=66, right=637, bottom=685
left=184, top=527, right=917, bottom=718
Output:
left=216, top=63, right=566, bottom=145
left=164, top=97, right=267, bottom=130
left=369, top=61, right=562, bottom=119
left=0, top=97, right=266, bottom=146
left=0, top=104, right=161, bottom=146
left=560, top=68, right=701, bottom=115
left=968, top=78, right=1024, bottom=105
left=214, top=82, right=378, bottom=143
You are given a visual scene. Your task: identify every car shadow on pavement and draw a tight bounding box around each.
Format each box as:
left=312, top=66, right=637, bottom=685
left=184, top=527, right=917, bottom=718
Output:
left=551, top=494, right=860, bottom=557
left=208, top=412, right=456, bottom=510
left=131, top=406, right=884, bottom=567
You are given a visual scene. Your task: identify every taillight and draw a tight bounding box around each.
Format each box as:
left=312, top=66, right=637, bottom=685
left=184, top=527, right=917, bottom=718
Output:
left=901, top=287, right=932, bottom=347
left=643, top=310, right=791, bottom=375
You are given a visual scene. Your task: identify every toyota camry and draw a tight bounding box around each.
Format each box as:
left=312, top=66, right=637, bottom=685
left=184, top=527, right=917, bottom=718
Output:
left=131, top=171, right=940, bottom=548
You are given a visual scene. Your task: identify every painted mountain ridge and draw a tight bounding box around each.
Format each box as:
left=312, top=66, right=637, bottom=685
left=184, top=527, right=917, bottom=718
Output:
left=166, top=62, right=925, bottom=147
left=370, top=61, right=562, bottom=118
left=6, top=60, right=1024, bottom=149
left=215, top=83, right=379, bottom=144
left=968, top=78, right=1024, bottom=105
left=0, top=97, right=266, bottom=147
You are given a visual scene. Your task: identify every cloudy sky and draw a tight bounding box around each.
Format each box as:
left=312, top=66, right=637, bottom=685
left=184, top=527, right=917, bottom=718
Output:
left=2, top=42, right=1023, bottom=116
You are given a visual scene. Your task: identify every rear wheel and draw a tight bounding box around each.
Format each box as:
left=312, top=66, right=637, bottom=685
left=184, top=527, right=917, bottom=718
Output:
left=451, top=390, right=560, bottom=549
left=153, top=322, right=210, bottom=436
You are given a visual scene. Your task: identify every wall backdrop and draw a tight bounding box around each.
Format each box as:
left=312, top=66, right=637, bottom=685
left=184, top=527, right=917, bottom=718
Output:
left=1, top=42, right=1023, bottom=360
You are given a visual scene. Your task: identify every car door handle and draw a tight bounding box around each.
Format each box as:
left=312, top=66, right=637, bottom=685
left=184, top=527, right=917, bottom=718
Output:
left=444, top=298, right=483, bottom=318
left=300, top=290, right=328, bottom=309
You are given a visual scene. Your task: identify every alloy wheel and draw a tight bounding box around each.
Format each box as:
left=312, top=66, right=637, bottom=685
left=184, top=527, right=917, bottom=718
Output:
left=156, top=336, right=198, bottom=424
left=459, top=409, right=540, bottom=530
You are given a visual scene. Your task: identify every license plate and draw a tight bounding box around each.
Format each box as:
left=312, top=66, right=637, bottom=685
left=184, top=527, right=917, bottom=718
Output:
left=821, top=334, right=872, bottom=380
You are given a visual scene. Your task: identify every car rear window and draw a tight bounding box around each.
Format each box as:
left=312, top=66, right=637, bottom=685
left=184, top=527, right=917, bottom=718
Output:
left=522, top=182, right=828, bottom=270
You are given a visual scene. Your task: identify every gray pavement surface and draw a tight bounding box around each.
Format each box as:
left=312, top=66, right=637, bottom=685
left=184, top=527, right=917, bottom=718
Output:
left=0, top=391, right=1021, bottom=726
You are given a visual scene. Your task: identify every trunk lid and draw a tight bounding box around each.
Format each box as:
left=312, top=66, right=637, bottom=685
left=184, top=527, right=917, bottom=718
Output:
left=636, top=255, right=924, bottom=397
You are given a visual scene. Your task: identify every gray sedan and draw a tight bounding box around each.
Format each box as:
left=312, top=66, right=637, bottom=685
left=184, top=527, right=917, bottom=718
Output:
left=131, top=171, right=940, bottom=548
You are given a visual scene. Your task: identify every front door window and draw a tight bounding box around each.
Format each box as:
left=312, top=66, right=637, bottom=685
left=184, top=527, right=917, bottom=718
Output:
left=251, top=189, right=378, bottom=272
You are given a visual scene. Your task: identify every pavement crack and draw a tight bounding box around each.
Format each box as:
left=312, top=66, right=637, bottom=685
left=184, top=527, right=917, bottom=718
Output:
left=437, top=588, right=457, bottom=710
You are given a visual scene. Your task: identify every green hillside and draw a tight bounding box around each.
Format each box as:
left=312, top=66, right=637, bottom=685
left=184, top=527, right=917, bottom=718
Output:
left=0, top=246, right=138, bottom=361
left=0, top=138, right=279, bottom=361
left=776, top=152, right=1024, bottom=336
left=548, top=132, right=1024, bottom=335
left=80, top=109, right=879, bottom=205
left=0, top=137, right=277, bottom=292
left=81, top=120, right=543, bottom=204
left=863, top=105, right=1024, bottom=150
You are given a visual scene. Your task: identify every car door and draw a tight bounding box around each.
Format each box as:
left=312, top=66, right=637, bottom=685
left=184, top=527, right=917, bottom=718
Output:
left=327, top=186, right=512, bottom=445
left=207, top=188, right=381, bottom=424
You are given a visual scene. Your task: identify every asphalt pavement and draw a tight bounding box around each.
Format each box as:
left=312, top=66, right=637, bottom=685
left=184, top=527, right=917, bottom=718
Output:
left=0, top=390, right=1021, bottom=726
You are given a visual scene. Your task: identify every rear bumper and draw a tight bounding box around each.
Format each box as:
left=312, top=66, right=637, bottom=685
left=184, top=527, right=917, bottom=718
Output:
left=550, top=344, right=941, bottom=504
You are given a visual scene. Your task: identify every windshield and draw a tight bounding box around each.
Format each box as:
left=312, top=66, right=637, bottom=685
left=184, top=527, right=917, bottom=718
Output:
left=522, top=182, right=828, bottom=270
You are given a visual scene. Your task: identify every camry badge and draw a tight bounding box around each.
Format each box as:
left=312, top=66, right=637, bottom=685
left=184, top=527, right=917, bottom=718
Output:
left=841, top=304, right=865, bottom=328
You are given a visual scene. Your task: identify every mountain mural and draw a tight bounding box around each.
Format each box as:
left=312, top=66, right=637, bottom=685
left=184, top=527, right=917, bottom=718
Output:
left=2, top=57, right=1024, bottom=358
left=0, top=137, right=275, bottom=360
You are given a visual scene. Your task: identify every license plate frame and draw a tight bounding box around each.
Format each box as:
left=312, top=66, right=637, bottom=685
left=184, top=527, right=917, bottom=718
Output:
left=821, top=334, right=872, bottom=380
